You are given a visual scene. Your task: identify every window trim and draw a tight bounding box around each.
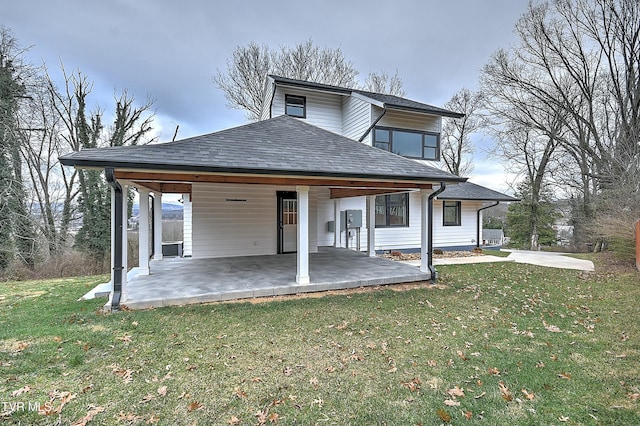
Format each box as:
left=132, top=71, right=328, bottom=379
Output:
left=373, top=126, right=440, bottom=160
left=375, top=193, right=410, bottom=228
left=443, top=200, right=462, bottom=226
left=285, top=94, right=306, bottom=118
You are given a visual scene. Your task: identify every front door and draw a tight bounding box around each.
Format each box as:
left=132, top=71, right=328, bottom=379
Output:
left=277, top=191, right=297, bottom=253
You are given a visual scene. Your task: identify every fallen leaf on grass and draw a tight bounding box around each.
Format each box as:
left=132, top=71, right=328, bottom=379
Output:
left=157, top=386, right=167, bottom=397
left=227, top=416, right=241, bottom=425
left=139, top=394, right=155, bottom=404
left=117, top=335, right=133, bottom=344
left=146, top=413, right=160, bottom=423
left=463, top=410, right=473, bottom=420
left=11, top=385, right=31, bottom=397
left=447, top=386, right=465, bottom=397
left=521, top=389, right=535, bottom=400
left=70, top=405, right=105, bottom=426
left=444, top=399, right=460, bottom=406
left=111, top=365, right=134, bottom=384
left=488, top=367, right=500, bottom=376
left=474, top=392, right=486, bottom=399
left=309, top=377, right=319, bottom=389
left=39, top=390, right=76, bottom=416
left=544, top=322, right=562, bottom=333
left=498, top=381, right=513, bottom=401
left=401, top=377, right=422, bottom=392
left=558, top=415, right=569, bottom=422
left=629, top=393, right=640, bottom=401
left=558, top=372, right=572, bottom=380
left=187, top=401, right=204, bottom=411
left=268, top=412, right=279, bottom=423
left=116, top=412, right=144, bottom=422
left=437, top=408, right=451, bottom=422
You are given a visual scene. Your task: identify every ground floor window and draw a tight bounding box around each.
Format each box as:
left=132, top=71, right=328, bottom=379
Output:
left=443, top=200, right=461, bottom=226
left=375, top=193, right=409, bottom=227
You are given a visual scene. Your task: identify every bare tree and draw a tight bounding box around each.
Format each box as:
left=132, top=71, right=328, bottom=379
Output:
left=363, top=70, right=406, bottom=97
left=440, top=88, right=483, bottom=176
left=214, top=39, right=361, bottom=121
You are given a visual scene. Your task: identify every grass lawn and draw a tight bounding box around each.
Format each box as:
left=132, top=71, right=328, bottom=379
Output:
left=1, top=256, right=638, bottom=425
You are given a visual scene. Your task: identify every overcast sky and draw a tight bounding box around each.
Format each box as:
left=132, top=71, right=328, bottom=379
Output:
left=4, top=0, right=529, bottom=193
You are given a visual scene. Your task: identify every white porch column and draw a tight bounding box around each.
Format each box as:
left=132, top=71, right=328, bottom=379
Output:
left=138, top=189, right=150, bottom=275
left=153, top=192, right=163, bottom=260
left=121, top=184, right=129, bottom=294
left=296, top=185, right=310, bottom=284
left=182, top=193, right=192, bottom=257
left=420, top=189, right=429, bottom=273
left=334, top=198, right=341, bottom=248
left=367, top=195, right=376, bottom=257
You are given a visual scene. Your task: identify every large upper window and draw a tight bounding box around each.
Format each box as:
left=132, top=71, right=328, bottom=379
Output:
left=443, top=201, right=461, bottom=226
left=373, top=127, right=440, bottom=160
left=375, top=193, right=409, bottom=228
left=285, top=95, right=306, bottom=118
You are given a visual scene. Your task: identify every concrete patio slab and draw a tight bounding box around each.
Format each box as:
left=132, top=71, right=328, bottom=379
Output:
left=115, top=247, right=430, bottom=310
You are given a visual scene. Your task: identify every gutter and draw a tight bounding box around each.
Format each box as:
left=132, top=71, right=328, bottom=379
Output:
left=105, top=168, right=123, bottom=312
left=358, top=108, right=387, bottom=142
left=428, top=182, right=447, bottom=282
left=476, top=201, right=500, bottom=248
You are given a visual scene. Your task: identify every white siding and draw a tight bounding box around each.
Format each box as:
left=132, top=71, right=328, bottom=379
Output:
left=316, top=187, right=334, bottom=247
left=373, top=107, right=441, bottom=133
left=260, top=78, right=275, bottom=121
left=271, top=87, right=343, bottom=134
left=191, top=183, right=319, bottom=258
left=182, top=193, right=193, bottom=256
left=433, top=200, right=483, bottom=248
left=342, top=97, right=371, bottom=141
left=318, top=193, right=483, bottom=251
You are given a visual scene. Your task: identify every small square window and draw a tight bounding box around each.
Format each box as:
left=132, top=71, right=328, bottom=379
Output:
left=285, top=95, right=306, bottom=118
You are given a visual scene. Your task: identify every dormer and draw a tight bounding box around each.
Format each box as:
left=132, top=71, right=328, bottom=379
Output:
left=261, top=75, right=464, bottom=162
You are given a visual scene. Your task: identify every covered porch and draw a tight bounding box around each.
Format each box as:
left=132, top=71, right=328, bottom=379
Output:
left=117, top=247, right=429, bottom=309
left=61, top=116, right=465, bottom=311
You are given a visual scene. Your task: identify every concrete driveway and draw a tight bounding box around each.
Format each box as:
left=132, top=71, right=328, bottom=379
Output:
left=502, top=249, right=595, bottom=272
left=401, top=250, right=595, bottom=272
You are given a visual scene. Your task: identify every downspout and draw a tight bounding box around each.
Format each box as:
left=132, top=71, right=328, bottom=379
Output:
left=476, top=202, right=500, bottom=248
left=428, top=182, right=447, bottom=282
left=105, top=168, right=123, bottom=312
left=358, top=107, right=387, bottom=142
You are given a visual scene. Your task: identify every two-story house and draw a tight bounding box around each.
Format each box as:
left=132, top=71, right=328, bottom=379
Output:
left=251, top=75, right=516, bottom=253
left=61, top=75, right=515, bottom=311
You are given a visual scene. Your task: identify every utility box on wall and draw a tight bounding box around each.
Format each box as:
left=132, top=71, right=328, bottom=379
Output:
left=340, top=210, right=362, bottom=230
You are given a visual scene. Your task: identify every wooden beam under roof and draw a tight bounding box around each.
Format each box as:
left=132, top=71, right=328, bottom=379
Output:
left=130, top=181, right=192, bottom=195
left=114, top=171, right=434, bottom=190
left=329, top=188, right=417, bottom=199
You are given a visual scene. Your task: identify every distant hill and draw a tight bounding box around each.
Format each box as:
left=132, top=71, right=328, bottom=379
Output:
left=132, top=202, right=183, bottom=220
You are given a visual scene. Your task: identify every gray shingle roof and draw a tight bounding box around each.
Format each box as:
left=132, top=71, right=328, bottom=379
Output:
left=437, top=182, right=518, bottom=201
left=60, top=115, right=465, bottom=183
left=269, top=75, right=464, bottom=118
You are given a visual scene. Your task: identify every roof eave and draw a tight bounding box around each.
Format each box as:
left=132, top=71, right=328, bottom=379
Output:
left=60, top=158, right=467, bottom=184
left=385, top=104, right=465, bottom=119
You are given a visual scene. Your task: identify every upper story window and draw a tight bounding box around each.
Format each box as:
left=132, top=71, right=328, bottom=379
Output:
left=285, top=95, right=306, bottom=118
left=373, top=127, right=440, bottom=160
left=443, top=200, right=461, bottom=226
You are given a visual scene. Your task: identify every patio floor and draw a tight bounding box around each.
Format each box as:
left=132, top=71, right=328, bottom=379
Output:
left=116, top=247, right=430, bottom=310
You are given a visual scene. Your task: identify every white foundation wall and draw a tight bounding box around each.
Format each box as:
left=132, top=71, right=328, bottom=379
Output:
left=191, top=183, right=319, bottom=258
